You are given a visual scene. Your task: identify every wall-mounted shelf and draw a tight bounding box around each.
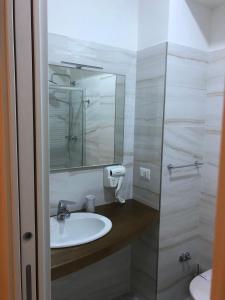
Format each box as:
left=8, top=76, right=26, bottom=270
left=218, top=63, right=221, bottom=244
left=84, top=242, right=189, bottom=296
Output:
left=51, top=199, right=159, bottom=280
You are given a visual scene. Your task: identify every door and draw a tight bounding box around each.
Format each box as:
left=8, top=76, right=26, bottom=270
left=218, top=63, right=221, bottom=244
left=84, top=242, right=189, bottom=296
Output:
left=13, top=0, right=50, bottom=299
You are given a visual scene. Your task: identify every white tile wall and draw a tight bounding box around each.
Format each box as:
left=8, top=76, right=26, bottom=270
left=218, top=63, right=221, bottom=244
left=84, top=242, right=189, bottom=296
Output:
left=158, top=43, right=207, bottom=300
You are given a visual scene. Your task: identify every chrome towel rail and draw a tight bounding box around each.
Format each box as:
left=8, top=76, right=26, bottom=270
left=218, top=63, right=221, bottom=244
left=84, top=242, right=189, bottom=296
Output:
left=167, top=161, right=204, bottom=171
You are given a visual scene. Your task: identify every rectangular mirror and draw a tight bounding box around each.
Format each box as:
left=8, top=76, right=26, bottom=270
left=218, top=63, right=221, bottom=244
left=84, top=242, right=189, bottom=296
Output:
left=49, top=64, right=125, bottom=171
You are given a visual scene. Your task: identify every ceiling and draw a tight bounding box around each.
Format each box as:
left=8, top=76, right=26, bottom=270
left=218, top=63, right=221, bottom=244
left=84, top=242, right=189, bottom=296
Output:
left=192, top=0, right=225, bottom=8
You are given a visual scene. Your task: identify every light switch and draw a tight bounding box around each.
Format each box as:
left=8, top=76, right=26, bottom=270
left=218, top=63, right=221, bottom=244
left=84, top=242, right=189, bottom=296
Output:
left=145, top=168, right=151, bottom=181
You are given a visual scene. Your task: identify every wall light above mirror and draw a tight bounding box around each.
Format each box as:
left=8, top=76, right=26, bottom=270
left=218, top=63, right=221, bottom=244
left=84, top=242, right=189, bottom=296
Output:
left=49, top=64, right=125, bottom=171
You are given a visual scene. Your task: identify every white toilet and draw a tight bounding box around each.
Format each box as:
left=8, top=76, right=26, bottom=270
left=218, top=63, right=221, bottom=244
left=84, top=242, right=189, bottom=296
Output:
left=189, top=269, right=212, bottom=300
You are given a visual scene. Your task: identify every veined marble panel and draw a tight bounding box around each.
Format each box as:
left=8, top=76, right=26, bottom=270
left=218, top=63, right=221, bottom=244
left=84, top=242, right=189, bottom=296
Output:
left=162, top=126, right=204, bottom=165
left=198, top=48, right=225, bottom=271
left=132, top=43, right=167, bottom=300
left=205, top=95, right=224, bottom=130
left=197, top=237, right=213, bottom=272
left=131, top=225, right=159, bottom=300
left=78, top=74, right=116, bottom=165
left=199, top=192, right=216, bottom=243
left=167, top=43, right=207, bottom=90
left=158, top=43, right=207, bottom=300
left=207, top=49, right=225, bottom=95
left=165, top=86, right=205, bottom=126
left=133, top=43, right=167, bottom=211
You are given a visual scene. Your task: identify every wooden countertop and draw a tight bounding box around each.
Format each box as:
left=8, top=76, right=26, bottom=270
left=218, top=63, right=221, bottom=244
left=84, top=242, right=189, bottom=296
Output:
left=51, top=199, right=159, bottom=280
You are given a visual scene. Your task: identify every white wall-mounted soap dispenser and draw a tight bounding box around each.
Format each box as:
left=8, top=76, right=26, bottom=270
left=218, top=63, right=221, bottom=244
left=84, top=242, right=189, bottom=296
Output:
left=103, top=165, right=126, bottom=204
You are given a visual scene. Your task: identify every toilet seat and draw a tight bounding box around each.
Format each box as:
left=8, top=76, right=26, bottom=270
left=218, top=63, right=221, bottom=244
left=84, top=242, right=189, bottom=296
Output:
left=189, top=270, right=212, bottom=300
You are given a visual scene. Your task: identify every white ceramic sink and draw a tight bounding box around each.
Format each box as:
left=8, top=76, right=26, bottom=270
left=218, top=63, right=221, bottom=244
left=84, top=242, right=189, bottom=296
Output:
left=50, top=213, right=112, bottom=248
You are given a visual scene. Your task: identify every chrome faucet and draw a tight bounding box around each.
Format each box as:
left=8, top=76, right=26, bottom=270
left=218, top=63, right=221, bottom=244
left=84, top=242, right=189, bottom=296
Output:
left=57, top=200, right=76, bottom=221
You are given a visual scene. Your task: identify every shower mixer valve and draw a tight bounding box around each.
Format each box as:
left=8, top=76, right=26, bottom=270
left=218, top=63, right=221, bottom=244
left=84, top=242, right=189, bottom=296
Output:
left=179, top=252, right=192, bottom=262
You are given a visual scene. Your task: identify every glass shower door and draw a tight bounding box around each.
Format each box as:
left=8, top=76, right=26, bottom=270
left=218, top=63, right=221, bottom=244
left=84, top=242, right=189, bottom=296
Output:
left=68, top=89, right=84, bottom=168
left=49, top=86, right=84, bottom=169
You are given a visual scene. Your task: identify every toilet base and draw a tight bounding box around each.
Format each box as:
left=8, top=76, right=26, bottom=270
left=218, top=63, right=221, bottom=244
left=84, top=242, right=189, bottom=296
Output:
left=189, top=270, right=211, bottom=300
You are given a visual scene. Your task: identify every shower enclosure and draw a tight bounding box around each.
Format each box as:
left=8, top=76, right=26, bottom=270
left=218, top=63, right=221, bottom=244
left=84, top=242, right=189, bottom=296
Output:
left=49, top=81, right=84, bottom=169
left=133, top=40, right=225, bottom=300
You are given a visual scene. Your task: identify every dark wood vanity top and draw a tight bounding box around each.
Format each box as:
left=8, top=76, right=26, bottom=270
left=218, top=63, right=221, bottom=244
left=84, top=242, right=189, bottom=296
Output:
left=51, top=199, right=159, bottom=280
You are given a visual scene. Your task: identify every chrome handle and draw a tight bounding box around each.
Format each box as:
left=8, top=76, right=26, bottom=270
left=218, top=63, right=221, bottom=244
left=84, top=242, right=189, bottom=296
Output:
left=57, top=200, right=76, bottom=221
left=65, top=135, right=78, bottom=142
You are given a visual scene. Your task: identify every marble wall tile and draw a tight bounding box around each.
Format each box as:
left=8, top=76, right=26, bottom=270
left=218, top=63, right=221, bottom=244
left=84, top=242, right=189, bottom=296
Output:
left=132, top=43, right=224, bottom=300
left=207, top=49, right=225, bottom=95
left=49, top=33, right=136, bottom=212
left=198, top=48, right=225, bottom=271
left=78, top=74, right=116, bottom=166
left=157, top=44, right=225, bottom=299
left=197, top=238, right=213, bottom=272
left=166, top=44, right=207, bottom=90
left=133, top=43, right=167, bottom=211
left=158, top=43, right=208, bottom=300
left=131, top=224, right=159, bottom=300
left=78, top=74, right=116, bottom=165
left=52, top=247, right=131, bottom=300
left=132, top=43, right=167, bottom=300
left=158, top=237, right=199, bottom=286
left=132, top=42, right=206, bottom=300
left=164, top=86, right=205, bottom=126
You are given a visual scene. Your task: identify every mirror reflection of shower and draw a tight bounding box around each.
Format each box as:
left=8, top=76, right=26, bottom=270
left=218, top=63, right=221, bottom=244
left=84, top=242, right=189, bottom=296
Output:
left=49, top=81, right=84, bottom=169
left=48, top=64, right=125, bottom=171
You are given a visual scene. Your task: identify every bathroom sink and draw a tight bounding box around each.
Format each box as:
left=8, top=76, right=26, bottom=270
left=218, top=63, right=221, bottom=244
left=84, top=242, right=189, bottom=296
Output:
left=50, top=213, right=112, bottom=248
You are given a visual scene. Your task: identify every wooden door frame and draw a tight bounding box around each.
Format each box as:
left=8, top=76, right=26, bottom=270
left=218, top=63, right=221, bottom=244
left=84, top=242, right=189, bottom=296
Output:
left=0, top=0, right=50, bottom=299
left=32, top=0, right=51, bottom=299
left=0, top=0, right=22, bottom=299
left=211, top=94, right=225, bottom=299
left=14, top=0, right=51, bottom=298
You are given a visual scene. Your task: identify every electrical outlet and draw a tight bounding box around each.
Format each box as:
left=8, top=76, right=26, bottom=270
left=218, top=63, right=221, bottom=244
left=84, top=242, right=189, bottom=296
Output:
left=140, top=167, right=151, bottom=181
left=145, top=168, right=151, bottom=181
